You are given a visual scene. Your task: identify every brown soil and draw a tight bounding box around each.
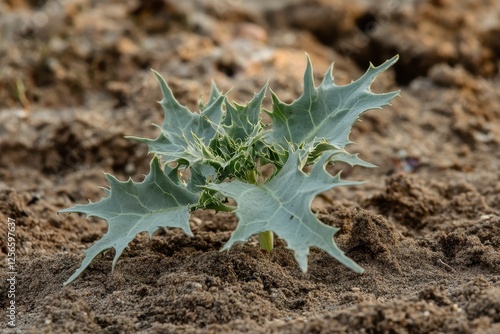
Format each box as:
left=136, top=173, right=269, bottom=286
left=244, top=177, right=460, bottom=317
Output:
left=1, top=0, right=499, bottom=333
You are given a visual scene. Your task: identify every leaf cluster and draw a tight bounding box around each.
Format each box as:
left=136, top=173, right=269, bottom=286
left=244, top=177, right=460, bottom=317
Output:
left=60, top=55, right=399, bottom=285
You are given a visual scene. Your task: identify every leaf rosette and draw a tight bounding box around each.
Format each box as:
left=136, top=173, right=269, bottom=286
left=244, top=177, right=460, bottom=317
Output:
left=60, top=55, right=399, bottom=284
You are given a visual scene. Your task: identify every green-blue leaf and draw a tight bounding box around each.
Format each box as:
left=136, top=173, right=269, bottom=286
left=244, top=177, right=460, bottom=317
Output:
left=206, top=150, right=364, bottom=273
left=265, top=55, right=399, bottom=151
left=59, top=156, right=199, bottom=285
left=222, top=83, right=268, bottom=142
left=129, top=71, right=225, bottom=165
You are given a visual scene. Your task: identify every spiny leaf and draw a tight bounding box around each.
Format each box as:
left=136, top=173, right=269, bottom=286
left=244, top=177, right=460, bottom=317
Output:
left=129, top=70, right=225, bottom=165
left=59, top=156, right=199, bottom=285
left=306, top=141, right=376, bottom=168
left=265, top=55, right=400, bottom=151
left=263, top=141, right=377, bottom=171
left=199, top=80, right=224, bottom=110
left=222, top=83, right=268, bottom=142
left=206, top=150, right=364, bottom=273
left=62, top=55, right=399, bottom=284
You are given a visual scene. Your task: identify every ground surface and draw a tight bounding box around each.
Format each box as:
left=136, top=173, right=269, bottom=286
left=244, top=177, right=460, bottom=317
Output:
left=0, top=0, right=499, bottom=333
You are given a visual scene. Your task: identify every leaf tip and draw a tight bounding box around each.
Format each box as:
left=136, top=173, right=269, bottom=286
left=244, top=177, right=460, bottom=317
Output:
left=321, top=63, right=335, bottom=86
left=111, top=253, right=120, bottom=273
left=57, top=208, right=71, bottom=215
left=303, top=54, right=316, bottom=94
left=151, top=69, right=167, bottom=91
left=373, top=54, right=399, bottom=71
left=294, top=250, right=309, bottom=273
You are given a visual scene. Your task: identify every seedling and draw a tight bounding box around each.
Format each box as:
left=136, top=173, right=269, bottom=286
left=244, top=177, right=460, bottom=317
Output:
left=60, top=55, right=399, bottom=285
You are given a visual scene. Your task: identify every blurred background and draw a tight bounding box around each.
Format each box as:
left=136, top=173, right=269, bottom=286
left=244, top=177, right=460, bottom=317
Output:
left=0, top=0, right=499, bottom=201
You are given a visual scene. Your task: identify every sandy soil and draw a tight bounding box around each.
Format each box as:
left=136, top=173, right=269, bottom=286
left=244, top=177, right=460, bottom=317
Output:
left=0, top=0, right=499, bottom=333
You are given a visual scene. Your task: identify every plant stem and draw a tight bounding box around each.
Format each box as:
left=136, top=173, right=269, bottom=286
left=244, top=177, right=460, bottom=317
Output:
left=258, top=231, right=274, bottom=252
left=246, top=170, right=275, bottom=252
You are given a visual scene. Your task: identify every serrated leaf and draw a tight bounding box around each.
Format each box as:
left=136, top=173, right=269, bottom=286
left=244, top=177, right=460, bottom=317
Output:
left=62, top=56, right=399, bottom=284
left=188, top=163, right=217, bottom=192
left=265, top=55, right=399, bottom=150
left=222, top=84, right=268, bottom=142
left=199, top=80, right=223, bottom=110
left=188, top=162, right=234, bottom=211
left=206, top=150, right=364, bottom=273
left=306, top=141, right=376, bottom=168
left=59, top=156, right=199, bottom=285
left=129, top=71, right=225, bottom=165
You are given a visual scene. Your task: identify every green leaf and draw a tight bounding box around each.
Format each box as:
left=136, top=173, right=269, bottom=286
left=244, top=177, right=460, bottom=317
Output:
left=222, top=84, right=268, bottom=142
left=265, top=55, right=399, bottom=150
left=61, top=56, right=399, bottom=283
left=189, top=162, right=235, bottom=211
left=206, top=150, right=364, bottom=273
left=59, top=156, right=199, bottom=285
left=199, top=80, right=224, bottom=110
left=129, top=70, right=225, bottom=165
left=306, top=141, right=376, bottom=168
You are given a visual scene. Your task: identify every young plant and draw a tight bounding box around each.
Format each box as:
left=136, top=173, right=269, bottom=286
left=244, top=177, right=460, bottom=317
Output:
left=60, top=55, right=399, bottom=285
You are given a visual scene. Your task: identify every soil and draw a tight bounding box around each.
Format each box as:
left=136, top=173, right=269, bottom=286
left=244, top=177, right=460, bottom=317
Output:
left=1, top=0, right=499, bottom=333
